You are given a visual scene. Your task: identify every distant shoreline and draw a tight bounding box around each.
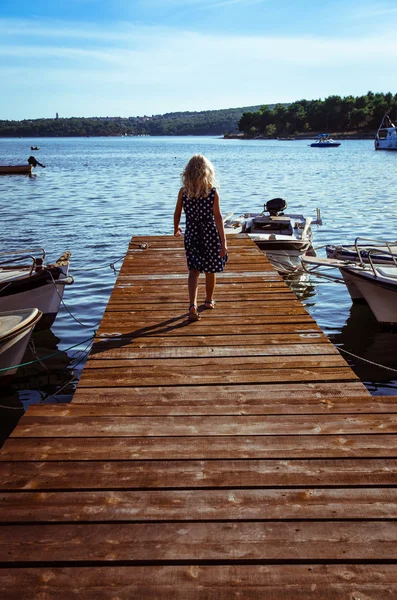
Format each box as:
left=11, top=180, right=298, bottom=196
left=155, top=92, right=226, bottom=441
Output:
left=223, top=131, right=376, bottom=140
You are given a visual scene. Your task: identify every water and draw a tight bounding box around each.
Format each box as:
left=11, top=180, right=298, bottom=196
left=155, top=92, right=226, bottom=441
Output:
left=1, top=136, right=397, bottom=440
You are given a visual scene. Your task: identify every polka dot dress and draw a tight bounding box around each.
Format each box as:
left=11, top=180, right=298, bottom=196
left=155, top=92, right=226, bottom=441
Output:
left=182, top=187, right=228, bottom=273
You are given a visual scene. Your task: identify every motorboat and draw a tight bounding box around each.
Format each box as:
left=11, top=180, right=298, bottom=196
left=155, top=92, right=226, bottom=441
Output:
left=327, top=237, right=397, bottom=265
left=374, top=113, right=397, bottom=150
left=0, top=165, right=33, bottom=175
left=310, top=134, right=341, bottom=148
left=30, top=146, right=40, bottom=151
left=0, top=249, right=74, bottom=330
left=302, top=249, right=397, bottom=324
left=224, top=197, right=322, bottom=272
left=0, top=308, right=42, bottom=385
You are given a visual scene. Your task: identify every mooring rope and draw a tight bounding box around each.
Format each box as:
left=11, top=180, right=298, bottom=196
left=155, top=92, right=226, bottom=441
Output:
left=337, top=346, right=397, bottom=374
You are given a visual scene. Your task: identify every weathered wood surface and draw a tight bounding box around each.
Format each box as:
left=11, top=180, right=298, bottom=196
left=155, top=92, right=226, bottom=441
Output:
left=2, top=234, right=397, bottom=598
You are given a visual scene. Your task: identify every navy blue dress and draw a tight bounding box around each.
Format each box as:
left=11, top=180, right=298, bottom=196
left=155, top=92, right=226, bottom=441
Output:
left=182, top=187, right=228, bottom=273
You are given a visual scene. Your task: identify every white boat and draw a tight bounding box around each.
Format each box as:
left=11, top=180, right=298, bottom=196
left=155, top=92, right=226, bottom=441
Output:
left=374, top=114, right=397, bottom=150
left=224, top=198, right=321, bottom=272
left=302, top=250, right=397, bottom=324
left=0, top=308, right=42, bottom=385
left=310, top=134, right=341, bottom=148
left=327, top=237, right=397, bottom=265
left=0, top=249, right=73, bottom=330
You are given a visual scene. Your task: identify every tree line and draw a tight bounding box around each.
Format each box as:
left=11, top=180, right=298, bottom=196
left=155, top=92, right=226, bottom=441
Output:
left=0, top=106, right=262, bottom=138
left=238, top=92, right=397, bottom=137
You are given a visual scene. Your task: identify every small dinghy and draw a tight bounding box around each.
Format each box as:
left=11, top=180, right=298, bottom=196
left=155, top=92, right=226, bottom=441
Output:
left=0, top=249, right=74, bottom=329
left=302, top=249, right=397, bottom=324
left=310, top=134, right=341, bottom=148
left=0, top=165, right=33, bottom=175
left=0, top=308, right=42, bottom=385
left=224, top=198, right=321, bottom=272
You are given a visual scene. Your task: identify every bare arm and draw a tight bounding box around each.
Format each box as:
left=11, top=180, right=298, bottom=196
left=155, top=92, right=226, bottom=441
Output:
left=174, top=188, right=183, bottom=236
left=213, top=190, right=228, bottom=257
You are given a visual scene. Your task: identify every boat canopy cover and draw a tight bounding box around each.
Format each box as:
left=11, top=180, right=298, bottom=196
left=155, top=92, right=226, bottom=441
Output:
left=0, top=269, right=30, bottom=283
left=0, top=308, right=40, bottom=339
left=377, top=267, right=397, bottom=280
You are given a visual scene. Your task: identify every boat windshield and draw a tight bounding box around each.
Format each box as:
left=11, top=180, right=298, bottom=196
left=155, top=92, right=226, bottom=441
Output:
left=377, top=129, right=389, bottom=139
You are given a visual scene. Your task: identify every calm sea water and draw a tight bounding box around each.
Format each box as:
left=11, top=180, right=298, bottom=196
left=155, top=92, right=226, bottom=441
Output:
left=1, top=136, right=397, bottom=439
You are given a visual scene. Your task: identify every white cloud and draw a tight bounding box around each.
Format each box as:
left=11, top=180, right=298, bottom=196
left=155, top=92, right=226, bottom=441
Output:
left=1, top=17, right=396, bottom=118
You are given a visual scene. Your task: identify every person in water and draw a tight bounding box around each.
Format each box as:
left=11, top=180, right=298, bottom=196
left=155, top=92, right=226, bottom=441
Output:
left=28, top=156, right=45, bottom=168
left=173, top=154, right=228, bottom=321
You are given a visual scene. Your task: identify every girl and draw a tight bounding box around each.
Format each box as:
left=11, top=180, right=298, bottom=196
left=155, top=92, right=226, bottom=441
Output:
left=174, top=154, right=228, bottom=321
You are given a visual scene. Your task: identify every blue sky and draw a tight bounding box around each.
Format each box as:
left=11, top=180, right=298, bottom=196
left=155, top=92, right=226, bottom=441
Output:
left=1, top=0, right=396, bottom=119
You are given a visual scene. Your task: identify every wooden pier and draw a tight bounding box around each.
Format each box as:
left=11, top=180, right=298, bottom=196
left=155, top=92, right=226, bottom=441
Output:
left=1, top=234, right=397, bottom=598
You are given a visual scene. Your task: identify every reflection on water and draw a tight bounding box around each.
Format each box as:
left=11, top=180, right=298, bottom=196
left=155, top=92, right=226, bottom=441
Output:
left=11, top=329, right=76, bottom=402
left=0, top=328, right=78, bottom=447
left=282, top=271, right=317, bottom=302
left=331, top=302, right=397, bottom=395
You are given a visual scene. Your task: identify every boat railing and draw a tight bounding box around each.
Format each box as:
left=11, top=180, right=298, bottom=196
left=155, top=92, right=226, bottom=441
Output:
left=0, top=255, right=41, bottom=276
left=301, top=217, right=313, bottom=241
left=0, top=247, right=46, bottom=261
left=367, top=247, right=397, bottom=276
left=354, top=237, right=397, bottom=267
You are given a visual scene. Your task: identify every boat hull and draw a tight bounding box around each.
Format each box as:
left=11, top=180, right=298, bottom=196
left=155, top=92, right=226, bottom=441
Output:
left=0, top=253, right=72, bottom=330
left=340, top=267, right=397, bottom=323
left=0, top=165, right=33, bottom=175
left=0, top=309, right=42, bottom=385
left=310, top=143, right=341, bottom=147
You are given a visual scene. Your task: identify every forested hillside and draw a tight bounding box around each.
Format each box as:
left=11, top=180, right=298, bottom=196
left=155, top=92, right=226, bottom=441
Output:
left=0, top=105, right=262, bottom=137
left=238, top=92, right=396, bottom=137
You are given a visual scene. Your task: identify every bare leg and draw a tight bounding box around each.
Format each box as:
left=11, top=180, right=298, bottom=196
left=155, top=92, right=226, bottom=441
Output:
left=205, top=272, right=216, bottom=304
left=188, top=269, right=200, bottom=307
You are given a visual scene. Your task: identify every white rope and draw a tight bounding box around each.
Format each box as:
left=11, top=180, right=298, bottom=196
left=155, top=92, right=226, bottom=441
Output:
left=49, top=271, right=102, bottom=328
left=338, top=346, right=397, bottom=374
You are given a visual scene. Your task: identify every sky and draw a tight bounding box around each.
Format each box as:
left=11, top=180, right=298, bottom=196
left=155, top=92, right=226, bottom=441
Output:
left=1, top=0, right=397, bottom=119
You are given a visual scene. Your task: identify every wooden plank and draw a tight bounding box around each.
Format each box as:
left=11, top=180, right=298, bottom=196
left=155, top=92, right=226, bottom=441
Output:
left=71, top=382, right=370, bottom=405
left=84, top=355, right=347, bottom=370
left=92, top=333, right=330, bottom=348
left=1, top=565, right=396, bottom=600
left=77, top=367, right=357, bottom=388
left=2, top=521, right=397, bottom=562
left=2, top=435, right=397, bottom=461
left=97, top=314, right=315, bottom=327
left=3, top=488, right=397, bottom=523
left=106, top=305, right=310, bottom=315
left=2, top=459, right=397, bottom=490
left=95, top=323, right=324, bottom=338
left=88, top=343, right=340, bottom=359
left=11, top=414, right=397, bottom=438
left=24, top=395, right=397, bottom=416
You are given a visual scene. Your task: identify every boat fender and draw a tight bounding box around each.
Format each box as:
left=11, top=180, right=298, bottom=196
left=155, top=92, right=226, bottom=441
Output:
left=55, top=276, right=74, bottom=286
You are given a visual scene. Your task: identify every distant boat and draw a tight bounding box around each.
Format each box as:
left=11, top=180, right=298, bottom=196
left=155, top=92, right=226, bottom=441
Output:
left=310, top=134, right=341, bottom=148
left=30, top=146, right=40, bottom=151
left=0, top=165, right=33, bottom=175
left=374, top=113, right=397, bottom=150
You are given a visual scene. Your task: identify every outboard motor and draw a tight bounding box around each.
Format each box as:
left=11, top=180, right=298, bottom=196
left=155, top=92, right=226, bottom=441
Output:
left=264, top=197, right=287, bottom=216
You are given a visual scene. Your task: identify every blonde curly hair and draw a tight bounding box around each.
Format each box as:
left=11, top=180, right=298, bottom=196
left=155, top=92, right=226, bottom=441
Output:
left=182, top=154, right=217, bottom=198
